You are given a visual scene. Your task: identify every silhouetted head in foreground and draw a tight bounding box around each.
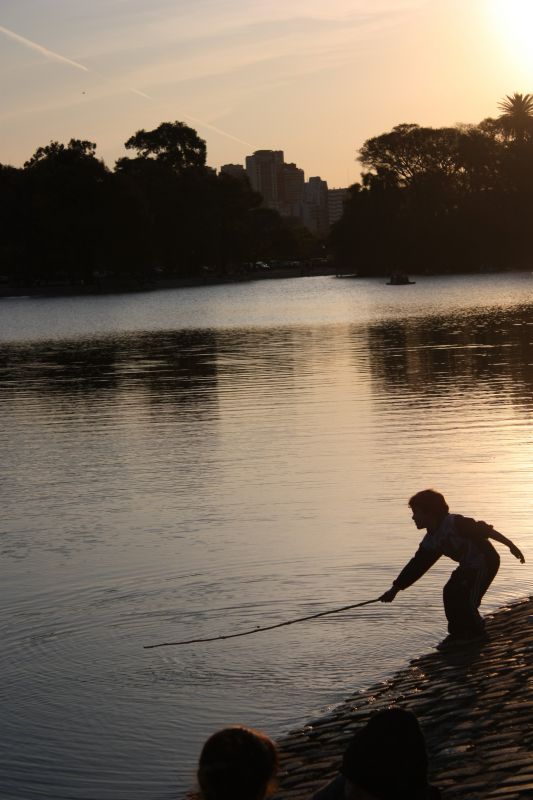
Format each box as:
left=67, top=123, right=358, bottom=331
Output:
left=408, top=489, right=449, bottom=531
left=197, top=726, right=279, bottom=800
left=341, top=707, right=431, bottom=800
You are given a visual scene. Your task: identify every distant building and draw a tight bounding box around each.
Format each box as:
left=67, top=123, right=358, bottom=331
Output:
left=281, top=162, right=305, bottom=217
left=242, top=150, right=334, bottom=236
left=327, top=188, right=349, bottom=227
left=220, top=164, right=247, bottom=181
left=303, top=177, right=329, bottom=237
left=245, top=150, right=285, bottom=210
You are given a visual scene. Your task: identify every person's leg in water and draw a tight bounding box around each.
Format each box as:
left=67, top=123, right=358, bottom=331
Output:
left=440, top=552, right=500, bottom=648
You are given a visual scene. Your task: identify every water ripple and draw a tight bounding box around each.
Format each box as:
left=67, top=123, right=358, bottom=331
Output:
left=0, top=275, right=532, bottom=798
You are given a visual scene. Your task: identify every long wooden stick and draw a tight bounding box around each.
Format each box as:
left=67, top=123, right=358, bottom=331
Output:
left=144, top=597, right=380, bottom=649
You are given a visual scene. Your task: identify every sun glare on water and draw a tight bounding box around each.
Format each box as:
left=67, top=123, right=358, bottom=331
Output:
left=487, top=0, right=533, bottom=71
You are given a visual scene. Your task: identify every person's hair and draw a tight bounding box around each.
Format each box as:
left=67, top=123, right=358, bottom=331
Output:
left=408, top=489, right=449, bottom=518
left=341, top=707, right=429, bottom=800
left=197, top=726, right=279, bottom=800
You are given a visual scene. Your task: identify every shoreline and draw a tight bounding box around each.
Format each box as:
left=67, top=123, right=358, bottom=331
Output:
left=0, top=267, right=337, bottom=299
left=273, top=596, right=533, bottom=800
left=2, top=266, right=530, bottom=300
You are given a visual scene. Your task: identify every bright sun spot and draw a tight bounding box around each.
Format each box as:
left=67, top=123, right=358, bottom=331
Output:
left=487, top=0, right=533, bottom=71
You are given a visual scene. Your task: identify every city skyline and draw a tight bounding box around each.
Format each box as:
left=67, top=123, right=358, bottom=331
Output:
left=1, top=1, right=533, bottom=186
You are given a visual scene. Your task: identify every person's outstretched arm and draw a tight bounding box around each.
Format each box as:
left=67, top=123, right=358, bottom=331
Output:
left=458, top=516, right=526, bottom=564
left=380, top=545, right=440, bottom=602
left=380, top=586, right=400, bottom=603
left=487, top=528, right=525, bottom=563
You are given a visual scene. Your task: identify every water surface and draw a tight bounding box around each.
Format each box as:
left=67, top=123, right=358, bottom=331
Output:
left=1, top=274, right=532, bottom=799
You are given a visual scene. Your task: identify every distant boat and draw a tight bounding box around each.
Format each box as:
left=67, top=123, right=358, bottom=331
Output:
left=386, top=273, right=416, bottom=285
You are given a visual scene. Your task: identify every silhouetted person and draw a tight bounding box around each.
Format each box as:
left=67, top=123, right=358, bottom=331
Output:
left=195, top=725, right=279, bottom=800
left=312, top=707, right=441, bottom=800
left=380, top=489, right=525, bottom=650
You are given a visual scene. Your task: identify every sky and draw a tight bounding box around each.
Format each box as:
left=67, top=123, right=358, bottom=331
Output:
left=1, top=0, right=533, bottom=187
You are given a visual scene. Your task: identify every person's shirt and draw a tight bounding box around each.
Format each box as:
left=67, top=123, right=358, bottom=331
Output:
left=393, top=513, right=498, bottom=590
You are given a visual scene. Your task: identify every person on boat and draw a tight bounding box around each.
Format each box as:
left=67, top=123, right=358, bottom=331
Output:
left=195, top=725, right=279, bottom=800
left=312, top=706, right=441, bottom=800
left=380, top=489, right=525, bottom=650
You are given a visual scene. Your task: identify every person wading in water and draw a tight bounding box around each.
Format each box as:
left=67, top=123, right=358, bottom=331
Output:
left=380, top=489, right=525, bottom=650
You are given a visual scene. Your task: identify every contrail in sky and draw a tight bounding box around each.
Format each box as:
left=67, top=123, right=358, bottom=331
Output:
left=129, top=88, right=153, bottom=100
left=181, top=113, right=254, bottom=148
left=130, top=87, right=254, bottom=148
left=0, top=24, right=89, bottom=71
left=1, top=23, right=254, bottom=149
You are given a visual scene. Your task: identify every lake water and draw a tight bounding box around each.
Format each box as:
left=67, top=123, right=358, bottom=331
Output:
left=1, top=274, right=532, bottom=799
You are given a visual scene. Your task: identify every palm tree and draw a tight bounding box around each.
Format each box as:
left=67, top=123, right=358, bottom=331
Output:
left=497, top=93, right=533, bottom=142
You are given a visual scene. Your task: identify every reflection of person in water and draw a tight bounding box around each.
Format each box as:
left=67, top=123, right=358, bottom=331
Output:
left=312, top=707, right=441, bottom=800
left=380, top=489, right=525, bottom=651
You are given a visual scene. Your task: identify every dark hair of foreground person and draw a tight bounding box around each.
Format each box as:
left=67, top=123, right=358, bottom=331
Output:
left=195, top=725, right=279, bottom=800
left=313, top=707, right=441, bottom=800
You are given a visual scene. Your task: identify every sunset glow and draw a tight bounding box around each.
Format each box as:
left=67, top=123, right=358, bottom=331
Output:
left=487, top=0, right=533, bottom=71
left=1, top=1, right=533, bottom=185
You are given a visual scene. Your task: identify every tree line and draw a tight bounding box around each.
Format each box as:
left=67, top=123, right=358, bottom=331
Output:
left=330, top=93, right=533, bottom=274
left=3, top=94, right=533, bottom=288
left=0, top=122, right=316, bottom=289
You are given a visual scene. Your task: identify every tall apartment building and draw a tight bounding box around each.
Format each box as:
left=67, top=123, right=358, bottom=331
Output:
left=238, top=150, right=336, bottom=236
left=303, top=177, right=329, bottom=237
left=282, top=162, right=305, bottom=217
left=245, top=150, right=285, bottom=210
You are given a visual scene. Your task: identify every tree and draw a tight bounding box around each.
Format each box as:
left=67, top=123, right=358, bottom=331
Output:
left=0, top=164, right=27, bottom=282
left=20, top=139, right=110, bottom=284
left=123, top=121, right=207, bottom=173
left=192, top=172, right=262, bottom=273
left=24, top=139, right=103, bottom=170
left=454, top=124, right=506, bottom=192
left=497, top=93, right=533, bottom=142
left=116, top=122, right=210, bottom=276
left=358, top=124, right=466, bottom=188
left=241, top=208, right=295, bottom=265
left=336, top=116, right=524, bottom=275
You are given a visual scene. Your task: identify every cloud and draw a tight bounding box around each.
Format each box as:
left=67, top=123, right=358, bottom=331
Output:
left=0, top=21, right=253, bottom=148
left=120, top=11, right=395, bottom=96
left=0, top=24, right=89, bottom=72
left=58, top=1, right=428, bottom=66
